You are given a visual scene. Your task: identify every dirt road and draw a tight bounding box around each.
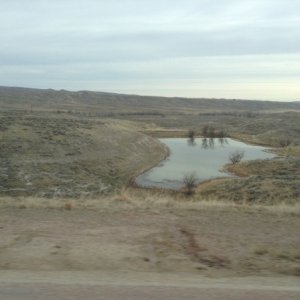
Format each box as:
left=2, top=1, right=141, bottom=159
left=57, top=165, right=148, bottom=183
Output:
left=0, top=271, right=299, bottom=300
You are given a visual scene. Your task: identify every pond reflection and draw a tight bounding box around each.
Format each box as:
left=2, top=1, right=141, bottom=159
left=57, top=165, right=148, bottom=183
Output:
left=218, top=137, right=229, bottom=146
left=187, top=136, right=197, bottom=146
left=200, top=137, right=228, bottom=149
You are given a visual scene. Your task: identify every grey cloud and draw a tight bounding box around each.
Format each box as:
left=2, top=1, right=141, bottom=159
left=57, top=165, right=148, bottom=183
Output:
left=0, top=0, right=299, bottom=100
left=1, top=26, right=299, bottom=67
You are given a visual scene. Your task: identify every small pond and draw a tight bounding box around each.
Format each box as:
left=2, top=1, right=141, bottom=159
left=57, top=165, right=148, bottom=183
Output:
left=135, top=137, right=276, bottom=189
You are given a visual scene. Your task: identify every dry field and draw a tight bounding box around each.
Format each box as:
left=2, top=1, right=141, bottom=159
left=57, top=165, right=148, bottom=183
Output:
left=0, top=190, right=299, bottom=277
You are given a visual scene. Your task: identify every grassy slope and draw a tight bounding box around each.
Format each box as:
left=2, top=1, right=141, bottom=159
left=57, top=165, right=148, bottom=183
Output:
left=0, top=111, right=166, bottom=197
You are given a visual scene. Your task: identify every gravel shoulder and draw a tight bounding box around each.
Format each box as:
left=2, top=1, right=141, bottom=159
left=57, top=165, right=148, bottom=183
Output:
left=0, top=271, right=299, bottom=300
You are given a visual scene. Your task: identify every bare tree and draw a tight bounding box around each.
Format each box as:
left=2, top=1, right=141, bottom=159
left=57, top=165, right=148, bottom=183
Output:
left=217, top=130, right=226, bottom=138
left=208, top=126, right=215, bottom=138
left=202, top=125, right=209, bottom=137
left=202, top=125, right=226, bottom=138
left=187, top=130, right=196, bottom=146
left=183, top=172, right=198, bottom=195
left=188, top=129, right=195, bottom=139
left=229, top=150, right=245, bottom=164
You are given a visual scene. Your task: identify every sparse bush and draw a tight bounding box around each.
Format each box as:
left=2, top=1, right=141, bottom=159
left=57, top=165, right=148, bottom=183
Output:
left=229, top=150, right=245, bottom=164
left=253, top=246, right=269, bottom=255
left=114, top=187, right=129, bottom=202
left=64, top=202, right=72, bottom=210
left=183, top=172, right=198, bottom=195
left=279, top=138, right=292, bottom=148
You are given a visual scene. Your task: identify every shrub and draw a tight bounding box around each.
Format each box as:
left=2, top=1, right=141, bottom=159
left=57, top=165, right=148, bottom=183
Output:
left=183, top=172, right=198, bottom=195
left=64, top=202, right=72, bottom=210
left=279, top=138, right=292, bottom=148
left=229, top=150, right=245, bottom=164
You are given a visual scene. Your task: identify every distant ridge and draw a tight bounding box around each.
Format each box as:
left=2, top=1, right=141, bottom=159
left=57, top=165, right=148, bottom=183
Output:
left=0, top=86, right=299, bottom=113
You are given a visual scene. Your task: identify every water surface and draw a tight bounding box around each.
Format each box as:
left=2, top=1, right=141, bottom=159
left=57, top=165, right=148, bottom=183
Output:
left=135, top=138, right=275, bottom=189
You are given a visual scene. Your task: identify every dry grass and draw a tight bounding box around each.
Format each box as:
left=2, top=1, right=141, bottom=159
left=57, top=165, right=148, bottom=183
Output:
left=273, top=146, right=300, bottom=157
left=252, top=245, right=300, bottom=262
left=1, top=188, right=299, bottom=216
left=252, top=246, right=269, bottom=256
left=198, top=156, right=300, bottom=205
left=64, top=202, right=73, bottom=210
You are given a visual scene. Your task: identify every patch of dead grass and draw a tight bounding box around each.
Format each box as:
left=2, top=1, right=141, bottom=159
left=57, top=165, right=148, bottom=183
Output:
left=1, top=189, right=299, bottom=216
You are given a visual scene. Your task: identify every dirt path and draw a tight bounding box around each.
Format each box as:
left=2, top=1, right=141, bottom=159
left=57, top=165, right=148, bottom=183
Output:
left=0, top=271, right=299, bottom=300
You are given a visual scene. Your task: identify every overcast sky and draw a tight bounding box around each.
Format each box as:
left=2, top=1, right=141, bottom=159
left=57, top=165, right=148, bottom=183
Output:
left=1, top=0, right=299, bottom=101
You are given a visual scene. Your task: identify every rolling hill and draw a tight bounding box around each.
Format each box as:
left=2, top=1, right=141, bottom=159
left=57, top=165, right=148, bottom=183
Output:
left=1, top=86, right=299, bottom=114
